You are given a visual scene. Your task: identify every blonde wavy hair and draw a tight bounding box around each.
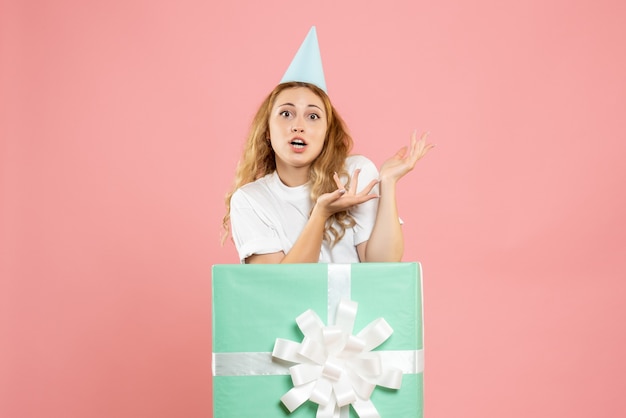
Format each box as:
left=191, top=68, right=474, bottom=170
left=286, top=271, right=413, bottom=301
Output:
left=222, top=81, right=355, bottom=245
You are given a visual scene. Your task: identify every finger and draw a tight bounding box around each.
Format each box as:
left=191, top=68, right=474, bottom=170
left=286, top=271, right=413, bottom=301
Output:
left=349, top=169, right=361, bottom=195
left=413, top=131, right=433, bottom=160
left=406, top=136, right=421, bottom=166
left=395, top=146, right=408, bottom=160
left=355, top=193, right=379, bottom=204
left=408, top=130, right=424, bottom=159
left=410, top=137, right=419, bottom=159
left=417, top=136, right=435, bottom=158
left=413, top=130, right=428, bottom=150
left=422, top=142, right=436, bottom=155
left=341, top=193, right=379, bottom=209
left=325, top=187, right=347, bottom=203
left=358, top=179, right=379, bottom=196
left=333, top=172, right=345, bottom=191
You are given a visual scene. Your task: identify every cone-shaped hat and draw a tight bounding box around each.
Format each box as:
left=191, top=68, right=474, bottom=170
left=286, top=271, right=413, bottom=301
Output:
left=280, top=26, right=327, bottom=92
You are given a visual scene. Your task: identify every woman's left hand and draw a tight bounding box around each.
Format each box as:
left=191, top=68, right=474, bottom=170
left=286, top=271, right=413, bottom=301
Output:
left=379, top=131, right=434, bottom=184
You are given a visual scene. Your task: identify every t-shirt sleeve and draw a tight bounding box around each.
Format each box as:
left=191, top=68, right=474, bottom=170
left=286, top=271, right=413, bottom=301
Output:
left=348, top=156, right=380, bottom=245
left=230, top=189, right=283, bottom=263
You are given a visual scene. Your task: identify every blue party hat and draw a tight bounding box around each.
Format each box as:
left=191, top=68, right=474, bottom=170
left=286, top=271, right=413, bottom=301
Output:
left=280, top=26, right=327, bottom=92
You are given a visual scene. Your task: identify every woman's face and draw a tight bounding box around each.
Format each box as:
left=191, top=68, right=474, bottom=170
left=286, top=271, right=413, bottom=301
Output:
left=268, top=87, right=327, bottom=180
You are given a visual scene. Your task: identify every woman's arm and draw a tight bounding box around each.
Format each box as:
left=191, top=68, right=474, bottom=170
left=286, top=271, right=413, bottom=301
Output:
left=247, top=178, right=378, bottom=264
left=359, top=131, right=434, bottom=262
left=246, top=198, right=330, bottom=264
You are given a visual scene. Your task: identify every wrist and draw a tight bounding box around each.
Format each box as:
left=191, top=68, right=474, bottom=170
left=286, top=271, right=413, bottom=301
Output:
left=310, top=204, right=331, bottom=222
left=378, top=176, right=398, bottom=193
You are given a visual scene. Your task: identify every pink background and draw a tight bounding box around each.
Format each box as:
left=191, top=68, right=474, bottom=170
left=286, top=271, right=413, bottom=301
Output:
left=2, top=0, right=625, bottom=417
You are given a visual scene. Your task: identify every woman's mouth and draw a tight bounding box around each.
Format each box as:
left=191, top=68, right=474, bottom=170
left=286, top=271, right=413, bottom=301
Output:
left=290, top=139, right=306, bottom=149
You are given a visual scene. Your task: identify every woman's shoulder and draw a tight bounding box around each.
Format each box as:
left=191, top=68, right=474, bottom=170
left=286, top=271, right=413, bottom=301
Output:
left=232, top=173, right=276, bottom=201
left=345, top=154, right=377, bottom=172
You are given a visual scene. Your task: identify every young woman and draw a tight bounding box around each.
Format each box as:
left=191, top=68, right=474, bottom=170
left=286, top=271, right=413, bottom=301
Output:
left=222, top=81, right=433, bottom=264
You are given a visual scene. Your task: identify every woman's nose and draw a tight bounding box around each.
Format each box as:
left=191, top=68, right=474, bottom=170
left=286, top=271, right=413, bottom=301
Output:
left=291, top=126, right=304, bottom=133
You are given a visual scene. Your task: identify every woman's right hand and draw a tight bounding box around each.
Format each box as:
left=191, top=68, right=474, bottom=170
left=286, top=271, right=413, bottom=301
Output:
left=312, top=169, right=379, bottom=219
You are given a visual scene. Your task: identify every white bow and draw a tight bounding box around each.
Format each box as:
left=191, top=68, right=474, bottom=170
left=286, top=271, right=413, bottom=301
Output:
left=272, top=300, right=403, bottom=418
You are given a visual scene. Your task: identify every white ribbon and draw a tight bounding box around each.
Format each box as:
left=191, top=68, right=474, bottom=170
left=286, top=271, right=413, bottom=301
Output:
left=272, top=299, right=403, bottom=418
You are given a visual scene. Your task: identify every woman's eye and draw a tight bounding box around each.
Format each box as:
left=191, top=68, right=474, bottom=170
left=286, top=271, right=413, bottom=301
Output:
left=308, top=114, right=320, bottom=120
left=280, top=110, right=291, bottom=117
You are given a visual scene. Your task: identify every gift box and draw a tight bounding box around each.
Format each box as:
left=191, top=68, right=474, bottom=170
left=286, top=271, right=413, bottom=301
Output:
left=212, top=263, right=424, bottom=418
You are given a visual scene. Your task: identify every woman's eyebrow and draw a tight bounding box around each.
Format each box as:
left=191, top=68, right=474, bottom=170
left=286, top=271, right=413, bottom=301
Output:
left=276, top=102, right=323, bottom=112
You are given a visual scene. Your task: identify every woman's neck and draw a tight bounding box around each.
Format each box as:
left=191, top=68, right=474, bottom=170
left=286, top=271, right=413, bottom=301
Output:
left=275, top=165, right=309, bottom=187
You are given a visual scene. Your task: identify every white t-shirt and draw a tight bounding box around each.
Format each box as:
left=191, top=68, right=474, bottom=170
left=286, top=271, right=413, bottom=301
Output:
left=230, top=155, right=379, bottom=263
